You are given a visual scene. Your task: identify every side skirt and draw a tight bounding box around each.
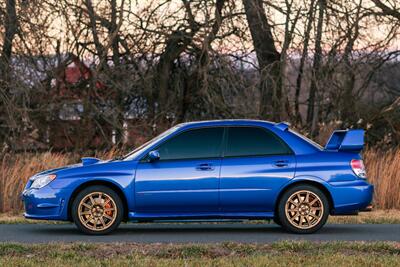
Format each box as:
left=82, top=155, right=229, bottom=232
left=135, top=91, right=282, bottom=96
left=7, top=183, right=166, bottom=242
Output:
left=128, top=211, right=274, bottom=222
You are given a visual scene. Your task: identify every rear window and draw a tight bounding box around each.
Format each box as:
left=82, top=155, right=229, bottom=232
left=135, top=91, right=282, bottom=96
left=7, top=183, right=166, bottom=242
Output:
left=289, top=129, right=323, bottom=150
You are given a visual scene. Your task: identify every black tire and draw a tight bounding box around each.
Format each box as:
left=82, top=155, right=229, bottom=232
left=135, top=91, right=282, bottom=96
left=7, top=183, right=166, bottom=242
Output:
left=277, top=184, right=329, bottom=234
left=273, top=216, right=281, bottom=226
left=71, top=185, right=124, bottom=235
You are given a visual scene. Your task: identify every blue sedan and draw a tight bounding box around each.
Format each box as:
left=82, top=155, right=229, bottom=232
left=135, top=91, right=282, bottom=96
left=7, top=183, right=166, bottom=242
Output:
left=22, top=120, right=373, bottom=234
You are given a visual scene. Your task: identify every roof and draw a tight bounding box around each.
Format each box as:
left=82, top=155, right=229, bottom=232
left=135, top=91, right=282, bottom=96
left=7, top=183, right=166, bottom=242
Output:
left=178, top=119, right=277, bottom=129
left=175, top=120, right=317, bottom=155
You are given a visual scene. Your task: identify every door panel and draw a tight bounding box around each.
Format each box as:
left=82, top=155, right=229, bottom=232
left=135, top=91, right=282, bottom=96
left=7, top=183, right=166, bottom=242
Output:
left=135, top=159, right=221, bottom=212
left=220, top=155, right=295, bottom=212
left=220, top=126, right=296, bottom=212
left=134, top=127, right=224, bottom=213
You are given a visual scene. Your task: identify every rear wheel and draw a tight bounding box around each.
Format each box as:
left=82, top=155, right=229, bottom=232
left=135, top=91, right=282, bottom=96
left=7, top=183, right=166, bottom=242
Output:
left=278, top=185, right=329, bottom=234
left=71, top=185, right=123, bottom=235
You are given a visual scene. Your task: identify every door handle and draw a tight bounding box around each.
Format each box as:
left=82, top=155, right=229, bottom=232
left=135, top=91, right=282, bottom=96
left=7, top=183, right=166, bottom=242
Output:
left=196, top=163, right=214, bottom=171
left=274, top=160, right=289, bottom=167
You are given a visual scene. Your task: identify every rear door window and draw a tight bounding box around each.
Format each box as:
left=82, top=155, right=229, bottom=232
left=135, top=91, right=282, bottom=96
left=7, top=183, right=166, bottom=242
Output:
left=225, top=127, right=291, bottom=157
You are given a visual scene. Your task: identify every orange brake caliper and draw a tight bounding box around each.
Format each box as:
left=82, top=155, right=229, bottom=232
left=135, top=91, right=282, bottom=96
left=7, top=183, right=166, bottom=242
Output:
left=104, top=199, right=113, bottom=216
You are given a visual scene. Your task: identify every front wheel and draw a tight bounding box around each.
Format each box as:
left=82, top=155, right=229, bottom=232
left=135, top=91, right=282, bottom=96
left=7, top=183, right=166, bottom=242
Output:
left=277, top=185, right=329, bottom=234
left=71, top=185, right=124, bottom=235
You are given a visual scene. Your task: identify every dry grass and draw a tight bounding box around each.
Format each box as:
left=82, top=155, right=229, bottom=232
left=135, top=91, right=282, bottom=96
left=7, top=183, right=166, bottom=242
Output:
left=0, top=148, right=399, bottom=213
left=328, top=209, right=400, bottom=224
left=0, top=149, right=120, bottom=213
left=0, top=152, right=71, bottom=213
left=0, top=241, right=399, bottom=266
left=0, top=213, right=67, bottom=224
left=364, top=149, right=400, bottom=209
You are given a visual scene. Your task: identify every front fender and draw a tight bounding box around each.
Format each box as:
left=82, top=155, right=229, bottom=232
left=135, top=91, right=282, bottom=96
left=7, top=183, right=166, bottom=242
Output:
left=49, top=177, right=135, bottom=221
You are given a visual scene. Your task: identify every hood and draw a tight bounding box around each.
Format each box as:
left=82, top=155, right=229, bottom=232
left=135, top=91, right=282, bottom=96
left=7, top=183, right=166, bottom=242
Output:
left=29, top=153, right=140, bottom=183
left=81, top=157, right=101, bottom=166
left=32, top=163, right=81, bottom=177
left=32, top=157, right=104, bottom=178
left=44, top=158, right=137, bottom=181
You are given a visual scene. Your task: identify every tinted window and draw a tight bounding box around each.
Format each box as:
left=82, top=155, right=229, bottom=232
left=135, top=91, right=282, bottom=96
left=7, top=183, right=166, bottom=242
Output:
left=225, top=127, right=291, bottom=157
left=157, top=127, right=224, bottom=160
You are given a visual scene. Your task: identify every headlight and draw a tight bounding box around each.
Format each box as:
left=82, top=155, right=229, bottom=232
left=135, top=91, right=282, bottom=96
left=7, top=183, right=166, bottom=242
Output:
left=30, top=174, right=57, bottom=189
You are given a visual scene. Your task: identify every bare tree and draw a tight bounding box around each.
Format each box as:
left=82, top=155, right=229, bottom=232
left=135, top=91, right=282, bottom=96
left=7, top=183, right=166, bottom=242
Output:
left=177, top=0, right=226, bottom=122
left=0, top=0, right=17, bottom=146
left=242, top=0, right=281, bottom=120
left=0, top=0, right=399, bottom=151
left=372, top=0, right=400, bottom=20
left=0, top=0, right=17, bottom=75
left=294, top=0, right=316, bottom=124
left=306, top=0, right=326, bottom=136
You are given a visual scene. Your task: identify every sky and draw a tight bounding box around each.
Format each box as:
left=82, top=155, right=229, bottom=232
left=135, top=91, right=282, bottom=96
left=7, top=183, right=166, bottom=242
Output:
left=3, top=0, right=399, bottom=57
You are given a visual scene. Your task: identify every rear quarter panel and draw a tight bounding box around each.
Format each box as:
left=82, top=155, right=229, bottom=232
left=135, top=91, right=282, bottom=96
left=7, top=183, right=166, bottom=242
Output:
left=294, top=151, right=361, bottom=183
left=288, top=151, right=372, bottom=213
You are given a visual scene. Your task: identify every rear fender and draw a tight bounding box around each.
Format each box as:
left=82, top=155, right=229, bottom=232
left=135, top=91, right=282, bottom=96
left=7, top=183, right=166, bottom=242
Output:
left=275, top=176, right=335, bottom=213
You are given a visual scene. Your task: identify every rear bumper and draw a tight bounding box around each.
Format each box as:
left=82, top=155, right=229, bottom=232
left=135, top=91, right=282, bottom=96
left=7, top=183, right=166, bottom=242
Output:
left=328, top=180, right=374, bottom=215
left=359, top=204, right=373, bottom=212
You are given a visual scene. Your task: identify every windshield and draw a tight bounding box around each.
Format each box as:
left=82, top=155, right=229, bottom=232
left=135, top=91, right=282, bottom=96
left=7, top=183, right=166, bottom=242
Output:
left=123, top=125, right=180, bottom=160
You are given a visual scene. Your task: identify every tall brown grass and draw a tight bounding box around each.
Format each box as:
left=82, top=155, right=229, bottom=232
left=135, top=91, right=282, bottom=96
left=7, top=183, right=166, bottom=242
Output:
left=364, top=149, right=400, bottom=209
left=0, top=149, right=120, bottom=213
left=0, top=148, right=399, bottom=213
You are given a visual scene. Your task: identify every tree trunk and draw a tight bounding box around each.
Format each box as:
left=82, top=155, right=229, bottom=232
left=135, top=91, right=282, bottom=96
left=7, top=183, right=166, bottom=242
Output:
left=152, top=1, right=200, bottom=124
left=341, top=2, right=361, bottom=124
left=177, top=0, right=226, bottom=122
left=0, top=0, right=18, bottom=144
left=372, top=0, right=400, bottom=20
left=242, top=0, right=281, bottom=121
left=0, top=0, right=17, bottom=73
left=110, top=0, right=125, bottom=146
left=295, top=0, right=316, bottom=124
left=307, top=0, right=326, bottom=136
left=84, top=0, right=106, bottom=70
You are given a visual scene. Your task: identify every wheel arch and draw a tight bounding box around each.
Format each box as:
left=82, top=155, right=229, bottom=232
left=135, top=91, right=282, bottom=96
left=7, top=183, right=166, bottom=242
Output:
left=274, top=178, right=335, bottom=216
left=67, top=180, right=129, bottom=222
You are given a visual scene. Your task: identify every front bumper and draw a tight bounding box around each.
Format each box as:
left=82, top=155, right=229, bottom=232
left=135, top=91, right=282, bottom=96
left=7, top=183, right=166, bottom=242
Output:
left=328, top=179, right=374, bottom=215
left=21, top=186, right=71, bottom=221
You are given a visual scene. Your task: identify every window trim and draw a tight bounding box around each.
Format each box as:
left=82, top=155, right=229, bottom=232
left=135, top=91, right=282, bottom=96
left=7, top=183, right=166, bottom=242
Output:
left=222, top=126, right=294, bottom=158
left=140, top=126, right=226, bottom=162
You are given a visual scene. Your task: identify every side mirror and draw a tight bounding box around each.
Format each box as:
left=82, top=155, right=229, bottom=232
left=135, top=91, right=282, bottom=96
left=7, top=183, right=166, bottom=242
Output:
left=148, top=150, right=160, bottom=162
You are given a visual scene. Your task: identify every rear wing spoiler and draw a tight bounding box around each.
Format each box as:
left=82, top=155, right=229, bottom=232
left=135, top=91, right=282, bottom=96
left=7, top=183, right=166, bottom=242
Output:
left=324, top=129, right=364, bottom=152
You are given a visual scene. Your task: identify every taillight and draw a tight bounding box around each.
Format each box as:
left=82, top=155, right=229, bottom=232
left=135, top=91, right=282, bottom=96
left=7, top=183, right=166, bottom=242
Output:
left=351, top=159, right=366, bottom=179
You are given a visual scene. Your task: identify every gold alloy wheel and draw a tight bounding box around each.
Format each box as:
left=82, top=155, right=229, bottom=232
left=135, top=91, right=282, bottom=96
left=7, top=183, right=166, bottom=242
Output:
left=77, top=192, right=117, bottom=231
left=285, top=190, right=324, bottom=229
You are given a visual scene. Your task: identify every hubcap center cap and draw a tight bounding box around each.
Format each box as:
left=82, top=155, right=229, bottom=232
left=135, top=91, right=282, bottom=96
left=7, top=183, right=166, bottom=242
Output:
left=91, top=205, right=104, bottom=217
left=299, top=204, right=310, bottom=215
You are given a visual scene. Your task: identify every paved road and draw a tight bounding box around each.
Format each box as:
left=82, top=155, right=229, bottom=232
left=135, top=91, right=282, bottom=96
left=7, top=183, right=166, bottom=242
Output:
left=0, top=223, right=399, bottom=243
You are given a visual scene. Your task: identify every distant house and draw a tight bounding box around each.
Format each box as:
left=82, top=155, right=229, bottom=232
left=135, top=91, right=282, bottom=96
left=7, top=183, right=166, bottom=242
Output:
left=44, top=54, right=148, bottom=150
left=52, top=55, right=106, bottom=97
